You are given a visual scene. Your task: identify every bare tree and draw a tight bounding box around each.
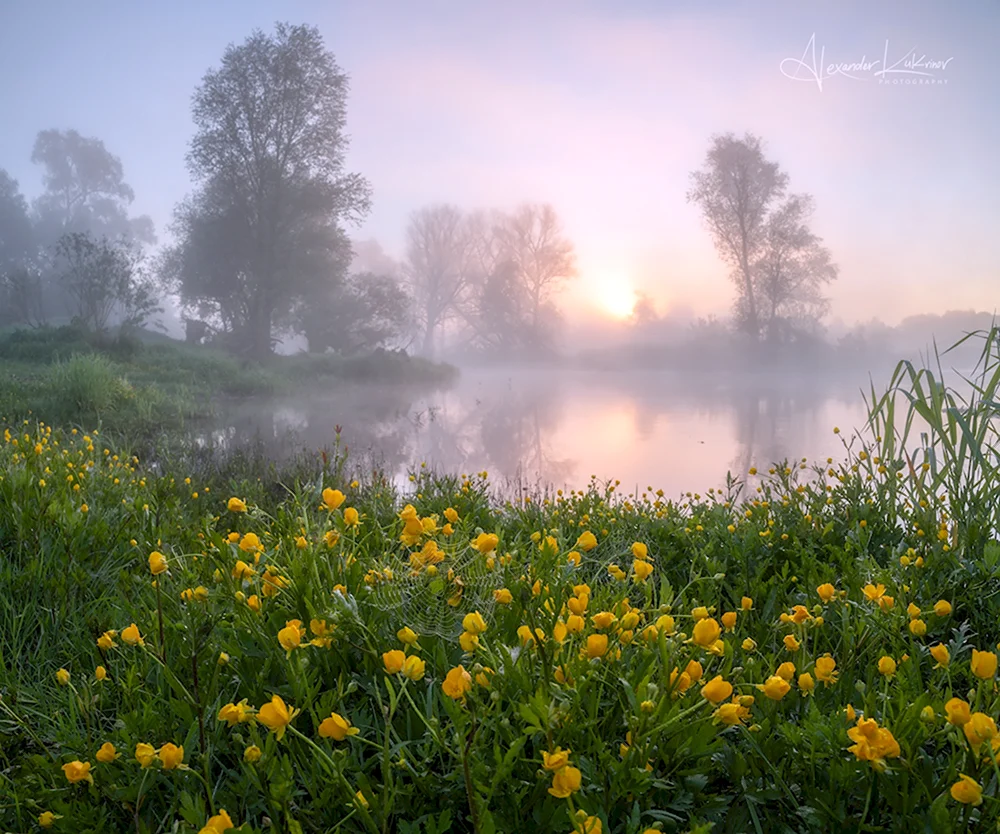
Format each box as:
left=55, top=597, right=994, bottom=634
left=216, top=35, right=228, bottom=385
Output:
left=687, top=133, right=788, bottom=340
left=404, top=204, right=470, bottom=357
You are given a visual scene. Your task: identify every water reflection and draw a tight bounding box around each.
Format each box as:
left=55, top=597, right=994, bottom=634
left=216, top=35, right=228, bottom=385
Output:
left=197, top=369, right=879, bottom=496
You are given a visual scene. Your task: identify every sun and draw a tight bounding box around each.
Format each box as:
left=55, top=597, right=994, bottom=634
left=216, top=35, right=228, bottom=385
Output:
left=589, top=275, right=636, bottom=320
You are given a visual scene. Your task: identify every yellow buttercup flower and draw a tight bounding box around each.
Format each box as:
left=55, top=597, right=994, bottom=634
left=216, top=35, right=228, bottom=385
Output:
left=322, top=488, right=345, bottom=510
left=493, top=588, right=513, bottom=604
left=343, top=507, right=360, bottom=527
left=277, top=620, right=305, bottom=653
left=930, top=644, right=950, bottom=668
left=227, top=497, right=247, bottom=513
left=633, top=559, right=654, bottom=582
left=946, top=698, right=972, bottom=726
left=95, top=665, right=107, bottom=681
left=383, top=650, right=406, bottom=675
left=691, top=618, right=721, bottom=647
left=934, top=599, right=952, bottom=617
left=158, top=742, right=185, bottom=770
left=815, top=654, right=838, bottom=685
left=403, top=655, right=426, bottom=681
left=548, top=764, right=582, bottom=798
left=95, top=742, right=118, bottom=763
left=472, top=532, right=499, bottom=554
left=61, top=760, right=93, bottom=784
left=631, top=541, right=648, bottom=560
left=758, top=676, right=791, bottom=700
left=782, top=634, right=800, bottom=652
left=878, top=656, right=897, bottom=677
left=776, top=662, right=795, bottom=682
left=442, top=665, right=472, bottom=700
left=591, top=611, right=617, bottom=630
left=217, top=699, right=255, bottom=726
left=243, top=745, right=261, bottom=762
left=148, top=551, right=168, bottom=575
left=542, top=747, right=571, bottom=771
left=38, top=811, right=60, bottom=828
left=701, top=675, right=733, bottom=704
left=462, top=611, right=487, bottom=635
left=257, top=695, right=300, bottom=741
left=971, top=649, right=997, bottom=679
left=97, top=630, right=116, bottom=651
left=816, top=583, right=836, bottom=603
left=951, top=774, right=983, bottom=806
left=586, top=634, right=608, bottom=659
left=575, top=531, right=598, bottom=551
left=318, top=712, right=359, bottom=741
left=121, top=623, right=144, bottom=646
left=397, top=626, right=419, bottom=645
left=135, top=742, right=157, bottom=767
left=56, top=668, right=70, bottom=686
left=199, top=809, right=236, bottom=834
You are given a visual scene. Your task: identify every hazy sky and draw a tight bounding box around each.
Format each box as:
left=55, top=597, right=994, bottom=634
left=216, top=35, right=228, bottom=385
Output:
left=1, top=1, right=997, bottom=326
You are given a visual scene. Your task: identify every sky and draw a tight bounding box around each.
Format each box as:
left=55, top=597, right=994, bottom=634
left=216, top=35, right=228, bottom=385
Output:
left=0, top=0, right=997, bottom=327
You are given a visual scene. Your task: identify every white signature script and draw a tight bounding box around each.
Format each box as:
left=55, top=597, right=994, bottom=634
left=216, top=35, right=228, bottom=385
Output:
left=780, top=34, right=954, bottom=91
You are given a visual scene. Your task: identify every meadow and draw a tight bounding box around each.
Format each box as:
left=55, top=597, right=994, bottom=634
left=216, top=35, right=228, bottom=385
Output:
left=3, top=331, right=1000, bottom=833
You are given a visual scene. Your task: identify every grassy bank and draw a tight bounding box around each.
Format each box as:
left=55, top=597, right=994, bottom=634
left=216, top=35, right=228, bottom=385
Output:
left=0, top=326, right=457, bottom=442
left=2, top=332, right=1000, bottom=832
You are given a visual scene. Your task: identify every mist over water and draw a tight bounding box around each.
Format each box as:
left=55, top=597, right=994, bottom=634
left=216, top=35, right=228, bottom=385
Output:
left=202, top=365, right=884, bottom=496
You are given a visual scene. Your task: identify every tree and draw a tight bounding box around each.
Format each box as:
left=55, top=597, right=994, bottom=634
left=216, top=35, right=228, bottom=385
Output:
left=404, top=204, right=470, bottom=357
left=54, top=232, right=161, bottom=333
left=496, top=203, right=577, bottom=348
left=0, top=170, right=39, bottom=325
left=31, top=129, right=155, bottom=246
left=754, top=194, right=837, bottom=343
left=687, top=133, right=789, bottom=340
left=168, top=23, right=371, bottom=358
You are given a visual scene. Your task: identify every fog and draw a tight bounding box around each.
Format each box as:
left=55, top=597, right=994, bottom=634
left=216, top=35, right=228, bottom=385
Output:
left=0, top=2, right=997, bottom=490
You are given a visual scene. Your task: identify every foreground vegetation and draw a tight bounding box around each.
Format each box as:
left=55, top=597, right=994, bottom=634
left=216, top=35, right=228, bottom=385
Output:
left=3, top=332, right=1000, bottom=833
left=0, top=325, right=455, bottom=445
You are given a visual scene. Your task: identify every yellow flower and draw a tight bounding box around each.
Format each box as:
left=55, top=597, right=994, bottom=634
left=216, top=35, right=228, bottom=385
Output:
left=227, top=497, right=247, bottom=512
left=95, top=742, right=118, bottom=763
left=742, top=638, right=757, bottom=651
left=397, top=626, right=419, bottom=645
left=444, top=507, right=459, bottom=523
left=862, top=583, right=886, bottom=603
left=295, top=535, right=308, bottom=549
left=39, top=811, right=60, bottom=828
left=566, top=550, right=581, bottom=566
left=542, top=747, right=571, bottom=770
left=776, top=662, right=795, bottom=681
left=816, top=583, right=836, bottom=603
left=319, top=712, right=359, bottom=741
left=459, top=631, right=480, bottom=652
left=322, top=488, right=345, bottom=510
left=403, top=655, right=426, bottom=681
left=343, top=507, right=360, bottom=527
left=95, top=665, right=107, bottom=681
left=576, top=531, right=598, bottom=551
left=56, top=668, right=70, bottom=686
left=815, top=655, right=838, bottom=685
left=148, top=551, right=168, bottom=575
left=247, top=594, right=261, bottom=612
left=963, top=712, right=998, bottom=752
left=278, top=620, right=305, bottom=653
left=930, top=644, right=950, bottom=668
left=217, top=699, right=255, bottom=726
left=701, top=675, right=733, bottom=704
left=758, top=676, right=791, bottom=700
left=692, top=618, right=721, bottom=647
left=199, top=809, right=236, bottom=834
left=232, top=559, right=255, bottom=580
left=631, top=541, right=648, bottom=560
left=472, top=532, right=499, bottom=553
left=720, top=611, right=737, bottom=630
left=493, top=588, right=513, bottom=604
left=158, top=742, right=185, bottom=770
left=951, top=774, right=983, bottom=806
left=463, top=611, right=488, bottom=635
left=61, top=760, right=93, bottom=784
left=355, top=791, right=369, bottom=810
left=877, top=656, right=896, bottom=677
left=946, top=698, right=972, bottom=726
left=121, top=623, right=144, bottom=646
left=548, top=764, right=582, bottom=798
left=443, top=665, right=473, bottom=700
left=135, top=742, right=157, bottom=767
left=591, top=611, right=617, bottom=630
left=909, top=618, right=927, bottom=636
left=566, top=614, right=585, bottom=634
left=383, top=650, right=406, bottom=674
left=782, top=634, right=800, bottom=652
left=691, top=606, right=709, bottom=620
left=608, top=564, right=626, bottom=581
left=934, top=599, right=952, bottom=617
left=586, top=634, right=609, bottom=659
left=972, top=649, right=998, bottom=679
left=741, top=596, right=753, bottom=611
left=633, top=559, right=654, bottom=582
left=713, top=702, right=751, bottom=726
left=243, top=745, right=261, bottom=762
left=97, top=630, right=116, bottom=651
left=847, top=717, right=900, bottom=770
left=257, top=695, right=300, bottom=741
left=798, top=673, right=815, bottom=694
left=238, top=532, right=262, bottom=553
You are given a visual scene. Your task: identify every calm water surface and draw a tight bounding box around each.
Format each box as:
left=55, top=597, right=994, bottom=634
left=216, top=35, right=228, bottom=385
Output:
left=206, top=368, right=894, bottom=497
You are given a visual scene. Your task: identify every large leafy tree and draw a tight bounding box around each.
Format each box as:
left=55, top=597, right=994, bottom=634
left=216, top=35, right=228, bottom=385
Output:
left=31, top=129, right=155, bottom=246
left=0, top=170, right=41, bottom=326
left=165, top=22, right=370, bottom=358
